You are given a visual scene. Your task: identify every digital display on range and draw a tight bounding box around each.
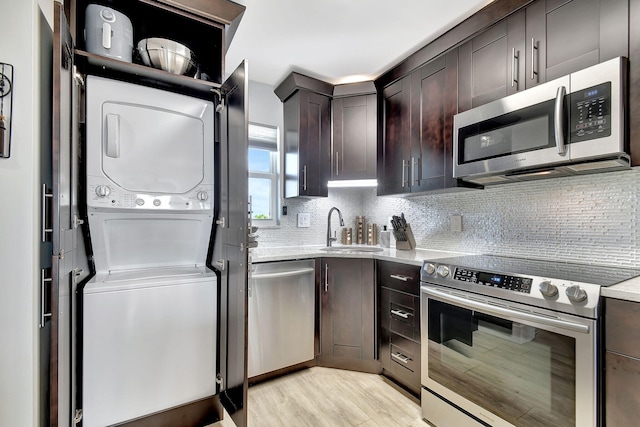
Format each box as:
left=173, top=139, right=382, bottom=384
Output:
left=478, top=272, right=504, bottom=285
left=453, top=268, right=533, bottom=293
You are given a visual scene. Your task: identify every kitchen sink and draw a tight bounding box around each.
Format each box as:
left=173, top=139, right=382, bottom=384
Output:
left=320, top=246, right=384, bottom=253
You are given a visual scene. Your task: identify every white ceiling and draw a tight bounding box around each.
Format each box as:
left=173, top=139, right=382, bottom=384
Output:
left=225, top=0, right=494, bottom=87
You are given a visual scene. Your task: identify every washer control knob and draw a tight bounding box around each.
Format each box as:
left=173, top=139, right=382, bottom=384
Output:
left=566, top=285, right=588, bottom=303
left=436, top=265, right=450, bottom=278
left=196, top=191, right=209, bottom=201
left=95, top=185, right=111, bottom=197
left=538, top=280, right=558, bottom=298
left=424, top=263, right=436, bottom=275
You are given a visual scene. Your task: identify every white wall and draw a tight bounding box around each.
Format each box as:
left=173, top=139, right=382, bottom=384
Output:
left=0, top=1, right=52, bottom=426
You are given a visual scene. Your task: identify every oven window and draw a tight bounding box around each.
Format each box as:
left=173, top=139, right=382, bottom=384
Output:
left=458, top=99, right=556, bottom=164
left=427, top=299, right=576, bottom=427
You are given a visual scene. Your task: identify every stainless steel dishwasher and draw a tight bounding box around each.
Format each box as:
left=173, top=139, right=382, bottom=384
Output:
left=248, top=259, right=315, bottom=378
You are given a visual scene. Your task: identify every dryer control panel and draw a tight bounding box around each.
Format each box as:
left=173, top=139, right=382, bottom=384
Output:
left=87, top=176, right=213, bottom=211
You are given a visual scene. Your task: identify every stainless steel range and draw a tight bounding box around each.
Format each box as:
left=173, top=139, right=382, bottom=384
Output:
left=420, top=255, right=639, bottom=427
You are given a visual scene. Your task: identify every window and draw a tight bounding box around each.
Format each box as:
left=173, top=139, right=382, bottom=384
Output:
left=248, top=123, right=279, bottom=226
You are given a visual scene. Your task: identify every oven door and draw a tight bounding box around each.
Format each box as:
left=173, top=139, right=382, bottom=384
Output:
left=420, top=285, right=597, bottom=427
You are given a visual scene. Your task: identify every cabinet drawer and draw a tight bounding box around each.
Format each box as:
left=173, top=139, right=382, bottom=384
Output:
left=606, top=351, right=640, bottom=426
left=382, top=287, right=419, bottom=340
left=377, top=261, right=420, bottom=295
left=388, top=333, right=421, bottom=394
left=606, top=298, right=640, bottom=359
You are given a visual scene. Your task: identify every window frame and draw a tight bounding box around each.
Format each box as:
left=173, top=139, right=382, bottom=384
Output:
left=248, top=122, right=280, bottom=227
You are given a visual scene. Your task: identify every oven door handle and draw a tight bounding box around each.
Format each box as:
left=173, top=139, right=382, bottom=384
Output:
left=422, top=287, right=590, bottom=334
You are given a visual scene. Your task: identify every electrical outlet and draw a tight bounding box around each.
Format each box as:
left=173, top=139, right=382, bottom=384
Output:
left=451, top=215, right=463, bottom=232
left=297, top=212, right=311, bottom=228
left=282, top=205, right=287, bottom=216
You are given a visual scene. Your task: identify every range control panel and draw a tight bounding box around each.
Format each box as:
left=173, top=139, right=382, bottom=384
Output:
left=453, top=268, right=533, bottom=293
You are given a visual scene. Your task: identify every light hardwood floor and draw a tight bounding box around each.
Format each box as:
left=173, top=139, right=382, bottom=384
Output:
left=246, top=367, right=425, bottom=427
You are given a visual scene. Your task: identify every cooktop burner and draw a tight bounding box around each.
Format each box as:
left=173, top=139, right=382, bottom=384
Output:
left=424, top=254, right=640, bottom=287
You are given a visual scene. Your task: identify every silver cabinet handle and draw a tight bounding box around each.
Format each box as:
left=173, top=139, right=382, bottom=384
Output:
left=335, top=151, right=339, bottom=176
left=391, top=352, right=410, bottom=364
left=412, top=157, right=419, bottom=185
left=531, top=38, right=538, bottom=81
left=511, top=48, right=519, bottom=88
left=41, top=184, right=53, bottom=242
left=389, top=274, right=410, bottom=282
left=401, top=160, right=407, bottom=188
left=302, top=165, right=307, bottom=191
left=391, top=309, right=412, bottom=319
left=324, top=263, right=329, bottom=292
left=554, top=86, right=567, bottom=155
left=252, top=268, right=315, bottom=280
left=422, top=286, right=590, bottom=334
left=40, top=269, right=52, bottom=328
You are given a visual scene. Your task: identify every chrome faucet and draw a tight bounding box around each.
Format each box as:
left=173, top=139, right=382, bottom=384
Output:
left=326, top=207, right=345, bottom=247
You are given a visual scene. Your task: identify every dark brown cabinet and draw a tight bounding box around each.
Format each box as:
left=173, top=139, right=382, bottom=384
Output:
left=379, top=51, right=465, bottom=195
left=459, top=0, right=629, bottom=112
left=332, top=94, right=377, bottom=181
left=377, top=261, right=421, bottom=395
left=525, top=0, right=628, bottom=87
left=318, top=258, right=377, bottom=371
left=605, top=298, right=640, bottom=426
left=458, top=10, right=526, bottom=111
left=276, top=73, right=332, bottom=198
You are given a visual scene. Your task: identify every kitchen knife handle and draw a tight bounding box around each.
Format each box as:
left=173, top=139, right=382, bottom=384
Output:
left=531, top=38, right=538, bottom=81
left=554, top=86, right=567, bottom=155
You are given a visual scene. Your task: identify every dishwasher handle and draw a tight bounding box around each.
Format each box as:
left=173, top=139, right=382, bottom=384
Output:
left=251, top=267, right=314, bottom=280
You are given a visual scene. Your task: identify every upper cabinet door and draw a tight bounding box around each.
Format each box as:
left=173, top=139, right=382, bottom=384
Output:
left=332, top=94, right=377, bottom=180
left=458, top=10, right=525, bottom=111
left=410, top=52, right=459, bottom=192
left=298, top=91, right=331, bottom=196
left=526, top=0, right=629, bottom=87
left=379, top=76, right=411, bottom=196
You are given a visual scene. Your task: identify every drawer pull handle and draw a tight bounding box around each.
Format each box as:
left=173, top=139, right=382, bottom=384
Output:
left=391, top=352, right=410, bottom=364
left=389, top=274, right=410, bottom=282
left=391, top=309, right=411, bottom=319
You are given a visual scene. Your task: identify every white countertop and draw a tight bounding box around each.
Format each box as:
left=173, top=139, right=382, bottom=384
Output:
left=250, top=245, right=468, bottom=267
left=602, top=276, right=640, bottom=303
left=251, top=245, right=640, bottom=303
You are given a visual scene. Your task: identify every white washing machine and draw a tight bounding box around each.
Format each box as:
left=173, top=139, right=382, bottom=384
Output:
left=82, top=76, right=218, bottom=426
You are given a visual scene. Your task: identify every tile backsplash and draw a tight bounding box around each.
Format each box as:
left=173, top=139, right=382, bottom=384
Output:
left=255, top=169, right=640, bottom=267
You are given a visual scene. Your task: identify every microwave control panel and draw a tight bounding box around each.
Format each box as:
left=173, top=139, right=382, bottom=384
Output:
left=569, top=82, right=611, bottom=143
left=453, top=268, right=533, bottom=294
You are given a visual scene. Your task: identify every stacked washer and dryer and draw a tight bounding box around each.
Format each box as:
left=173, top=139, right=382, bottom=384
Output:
left=81, top=76, right=218, bottom=426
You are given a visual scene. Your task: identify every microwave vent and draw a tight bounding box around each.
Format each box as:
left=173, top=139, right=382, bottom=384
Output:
left=467, top=175, right=511, bottom=185
left=565, top=158, right=629, bottom=173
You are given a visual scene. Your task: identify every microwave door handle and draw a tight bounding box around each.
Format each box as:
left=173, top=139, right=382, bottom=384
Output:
left=554, top=86, right=567, bottom=155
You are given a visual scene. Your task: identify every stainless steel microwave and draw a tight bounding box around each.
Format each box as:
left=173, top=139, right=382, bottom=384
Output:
left=453, top=57, right=628, bottom=185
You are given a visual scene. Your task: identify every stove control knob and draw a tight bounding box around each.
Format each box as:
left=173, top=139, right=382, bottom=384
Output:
left=95, top=185, right=111, bottom=197
left=424, top=263, right=436, bottom=275
left=436, top=265, right=450, bottom=278
left=566, top=285, right=588, bottom=303
left=538, top=280, right=558, bottom=298
left=196, top=191, right=209, bottom=201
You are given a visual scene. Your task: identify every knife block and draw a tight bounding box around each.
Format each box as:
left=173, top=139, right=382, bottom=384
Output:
left=393, top=223, right=416, bottom=251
